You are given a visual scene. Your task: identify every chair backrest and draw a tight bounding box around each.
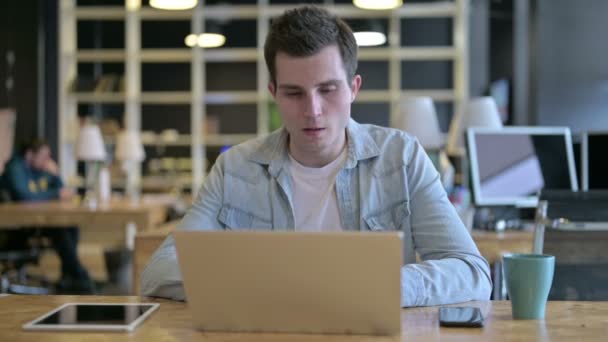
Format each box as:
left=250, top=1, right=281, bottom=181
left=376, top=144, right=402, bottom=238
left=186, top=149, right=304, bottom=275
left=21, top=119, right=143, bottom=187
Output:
left=540, top=190, right=608, bottom=300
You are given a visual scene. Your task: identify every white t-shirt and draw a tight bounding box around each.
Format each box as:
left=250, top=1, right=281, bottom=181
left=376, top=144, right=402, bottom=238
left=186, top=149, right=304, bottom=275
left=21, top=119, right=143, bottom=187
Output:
left=289, top=148, right=347, bottom=232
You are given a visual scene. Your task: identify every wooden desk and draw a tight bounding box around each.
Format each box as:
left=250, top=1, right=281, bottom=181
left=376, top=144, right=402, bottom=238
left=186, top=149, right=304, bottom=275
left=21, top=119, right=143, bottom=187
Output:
left=0, top=197, right=170, bottom=283
left=1, top=295, right=606, bottom=341
left=471, top=230, right=534, bottom=264
left=0, top=198, right=167, bottom=232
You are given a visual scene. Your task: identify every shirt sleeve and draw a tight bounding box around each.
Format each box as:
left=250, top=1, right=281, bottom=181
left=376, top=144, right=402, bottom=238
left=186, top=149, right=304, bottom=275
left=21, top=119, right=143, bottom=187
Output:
left=140, top=155, right=226, bottom=300
left=400, top=139, right=492, bottom=307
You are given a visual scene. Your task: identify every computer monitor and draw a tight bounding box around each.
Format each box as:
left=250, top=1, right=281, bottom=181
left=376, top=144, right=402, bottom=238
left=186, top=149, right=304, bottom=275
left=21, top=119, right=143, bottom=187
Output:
left=467, top=126, right=578, bottom=207
left=581, top=131, right=608, bottom=190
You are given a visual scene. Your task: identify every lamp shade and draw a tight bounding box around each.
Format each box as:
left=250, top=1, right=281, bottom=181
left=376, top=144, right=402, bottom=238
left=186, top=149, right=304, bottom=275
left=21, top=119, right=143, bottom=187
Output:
left=398, top=97, right=442, bottom=149
left=446, top=96, right=503, bottom=155
left=76, top=123, right=107, bottom=161
left=115, top=130, right=145, bottom=162
left=351, top=20, right=387, bottom=47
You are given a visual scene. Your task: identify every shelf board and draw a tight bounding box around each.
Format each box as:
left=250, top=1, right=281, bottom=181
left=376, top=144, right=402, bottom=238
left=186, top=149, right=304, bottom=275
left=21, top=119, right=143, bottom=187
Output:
left=141, top=48, right=258, bottom=63
left=102, top=133, right=255, bottom=148
left=73, top=90, right=453, bottom=104
left=76, top=47, right=453, bottom=63
left=74, top=91, right=259, bottom=104
left=74, top=7, right=124, bottom=20
left=401, top=90, right=456, bottom=102
left=74, top=2, right=456, bottom=21
left=141, top=134, right=256, bottom=147
left=355, top=89, right=455, bottom=103
left=76, top=48, right=258, bottom=63
left=77, top=49, right=124, bottom=62
left=74, top=92, right=124, bottom=103
left=360, top=47, right=456, bottom=61
left=139, top=91, right=258, bottom=104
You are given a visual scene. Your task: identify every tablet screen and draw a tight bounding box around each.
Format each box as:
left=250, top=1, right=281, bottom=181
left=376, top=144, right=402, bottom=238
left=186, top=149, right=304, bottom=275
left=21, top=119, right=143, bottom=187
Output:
left=24, top=303, right=160, bottom=331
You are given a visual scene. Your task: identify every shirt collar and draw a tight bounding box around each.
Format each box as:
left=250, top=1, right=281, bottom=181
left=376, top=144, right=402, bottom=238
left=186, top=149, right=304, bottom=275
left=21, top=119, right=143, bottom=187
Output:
left=248, top=118, right=381, bottom=177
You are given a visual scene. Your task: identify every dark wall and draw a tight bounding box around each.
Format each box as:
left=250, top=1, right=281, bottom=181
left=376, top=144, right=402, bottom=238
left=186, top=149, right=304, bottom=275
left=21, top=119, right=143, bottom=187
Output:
left=0, top=0, right=57, bottom=155
left=533, top=0, right=608, bottom=133
left=0, top=1, right=40, bottom=150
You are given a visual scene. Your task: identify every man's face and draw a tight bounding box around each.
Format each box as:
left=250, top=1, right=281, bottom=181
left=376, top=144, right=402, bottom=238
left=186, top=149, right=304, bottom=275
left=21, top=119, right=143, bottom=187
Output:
left=269, top=45, right=361, bottom=165
left=27, top=146, right=51, bottom=171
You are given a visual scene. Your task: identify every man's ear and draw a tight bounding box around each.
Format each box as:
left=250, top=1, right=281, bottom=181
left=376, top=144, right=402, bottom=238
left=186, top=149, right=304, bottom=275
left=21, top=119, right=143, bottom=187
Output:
left=268, top=81, right=277, bottom=98
left=350, top=74, right=362, bottom=103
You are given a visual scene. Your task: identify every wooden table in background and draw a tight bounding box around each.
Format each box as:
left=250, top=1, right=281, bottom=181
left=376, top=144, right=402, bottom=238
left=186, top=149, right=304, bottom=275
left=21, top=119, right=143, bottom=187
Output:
left=0, top=197, right=171, bottom=283
left=0, top=197, right=169, bottom=248
left=1, top=295, right=606, bottom=341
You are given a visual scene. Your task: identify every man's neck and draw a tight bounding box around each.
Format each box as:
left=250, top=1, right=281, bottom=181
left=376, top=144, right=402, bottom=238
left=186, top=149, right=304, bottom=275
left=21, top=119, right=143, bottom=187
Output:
left=288, top=132, right=347, bottom=168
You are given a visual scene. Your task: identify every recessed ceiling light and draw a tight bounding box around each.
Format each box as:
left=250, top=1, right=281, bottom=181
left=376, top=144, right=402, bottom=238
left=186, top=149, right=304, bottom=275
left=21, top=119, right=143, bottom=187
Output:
left=353, top=0, right=403, bottom=10
left=184, top=34, right=198, bottom=47
left=184, top=33, right=226, bottom=48
left=197, top=33, right=226, bottom=48
left=354, top=31, right=387, bottom=46
left=150, top=0, right=197, bottom=10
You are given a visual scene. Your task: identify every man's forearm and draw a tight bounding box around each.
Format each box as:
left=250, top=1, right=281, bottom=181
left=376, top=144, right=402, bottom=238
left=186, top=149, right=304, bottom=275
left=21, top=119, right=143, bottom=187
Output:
left=400, top=255, right=492, bottom=307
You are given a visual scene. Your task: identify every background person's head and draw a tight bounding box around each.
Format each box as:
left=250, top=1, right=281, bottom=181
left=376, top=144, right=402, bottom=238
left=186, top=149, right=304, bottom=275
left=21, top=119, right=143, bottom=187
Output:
left=264, top=5, right=358, bottom=87
left=20, top=139, right=51, bottom=171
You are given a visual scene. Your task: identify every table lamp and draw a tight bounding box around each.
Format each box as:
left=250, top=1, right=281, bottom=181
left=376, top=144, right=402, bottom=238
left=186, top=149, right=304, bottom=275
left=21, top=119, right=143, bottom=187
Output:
left=398, top=96, right=454, bottom=190
left=76, top=122, right=107, bottom=208
left=446, top=96, right=503, bottom=156
left=398, top=96, right=442, bottom=149
left=115, top=130, right=145, bottom=202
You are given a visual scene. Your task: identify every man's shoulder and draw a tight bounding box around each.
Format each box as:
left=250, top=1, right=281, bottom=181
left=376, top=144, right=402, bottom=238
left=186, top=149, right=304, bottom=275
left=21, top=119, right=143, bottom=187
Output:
left=2, top=156, right=25, bottom=174
left=213, top=132, right=279, bottom=182
left=351, top=122, right=419, bottom=158
left=219, top=133, right=276, bottom=163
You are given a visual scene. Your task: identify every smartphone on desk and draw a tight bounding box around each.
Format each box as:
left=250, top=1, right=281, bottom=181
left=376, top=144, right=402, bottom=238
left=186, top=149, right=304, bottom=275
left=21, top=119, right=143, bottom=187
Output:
left=438, top=306, right=484, bottom=327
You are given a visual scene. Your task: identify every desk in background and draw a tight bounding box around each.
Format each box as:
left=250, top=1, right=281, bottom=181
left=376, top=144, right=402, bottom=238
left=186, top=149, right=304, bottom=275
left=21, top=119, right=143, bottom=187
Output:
left=0, top=197, right=171, bottom=283
left=0, top=197, right=170, bottom=247
left=1, top=295, right=606, bottom=341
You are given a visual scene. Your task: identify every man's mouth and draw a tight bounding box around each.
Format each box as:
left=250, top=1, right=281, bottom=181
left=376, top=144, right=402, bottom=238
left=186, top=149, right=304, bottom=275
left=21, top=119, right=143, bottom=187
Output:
left=303, top=127, right=325, bottom=132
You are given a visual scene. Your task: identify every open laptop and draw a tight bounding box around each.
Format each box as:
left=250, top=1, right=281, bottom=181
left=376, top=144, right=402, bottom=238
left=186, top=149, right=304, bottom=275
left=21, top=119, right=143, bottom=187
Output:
left=173, top=230, right=403, bottom=335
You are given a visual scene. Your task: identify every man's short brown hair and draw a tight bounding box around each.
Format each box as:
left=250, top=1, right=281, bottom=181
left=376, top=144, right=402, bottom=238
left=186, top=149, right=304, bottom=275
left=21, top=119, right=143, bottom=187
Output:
left=264, top=6, right=358, bottom=85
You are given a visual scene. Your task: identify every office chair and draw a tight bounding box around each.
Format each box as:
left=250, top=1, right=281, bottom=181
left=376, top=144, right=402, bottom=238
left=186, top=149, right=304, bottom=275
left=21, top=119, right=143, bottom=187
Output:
left=539, top=190, right=608, bottom=300
left=0, top=190, right=50, bottom=295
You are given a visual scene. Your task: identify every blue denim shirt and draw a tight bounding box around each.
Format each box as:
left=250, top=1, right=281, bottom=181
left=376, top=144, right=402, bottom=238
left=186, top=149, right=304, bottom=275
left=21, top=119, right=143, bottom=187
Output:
left=141, top=119, right=492, bottom=307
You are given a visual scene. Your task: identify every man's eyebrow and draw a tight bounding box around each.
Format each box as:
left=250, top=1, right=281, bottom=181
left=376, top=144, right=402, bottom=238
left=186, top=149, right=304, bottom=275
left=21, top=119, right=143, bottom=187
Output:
left=277, top=79, right=341, bottom=90
left=277, top=84, right=303, bottom=90
left=317, top=79, right=341, bottom=87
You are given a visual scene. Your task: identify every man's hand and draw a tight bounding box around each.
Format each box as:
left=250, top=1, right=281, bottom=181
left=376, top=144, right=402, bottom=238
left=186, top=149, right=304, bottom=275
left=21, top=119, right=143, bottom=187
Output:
left=44, top=159, right=59, bottom=175
left=59, top=188, right=74, bottom=200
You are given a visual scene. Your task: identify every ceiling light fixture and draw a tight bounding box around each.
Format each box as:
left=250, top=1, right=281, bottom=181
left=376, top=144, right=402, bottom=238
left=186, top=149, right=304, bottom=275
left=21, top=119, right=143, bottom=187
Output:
left=353, top=0, right=403, bottom=10
left=184, top=33, right=226, bottom=48
left=150, top=0, right=197, bottom=10
left=354, top=31, right=387, bottom=46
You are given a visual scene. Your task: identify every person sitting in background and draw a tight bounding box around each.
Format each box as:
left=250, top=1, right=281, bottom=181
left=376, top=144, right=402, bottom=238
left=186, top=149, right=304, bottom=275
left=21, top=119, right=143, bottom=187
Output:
left=0, top=139, right=94, bottom=294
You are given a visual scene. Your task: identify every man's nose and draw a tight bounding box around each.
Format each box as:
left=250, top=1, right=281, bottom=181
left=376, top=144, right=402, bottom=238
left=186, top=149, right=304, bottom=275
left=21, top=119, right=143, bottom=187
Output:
left=304, top=93, right=322, bottom=117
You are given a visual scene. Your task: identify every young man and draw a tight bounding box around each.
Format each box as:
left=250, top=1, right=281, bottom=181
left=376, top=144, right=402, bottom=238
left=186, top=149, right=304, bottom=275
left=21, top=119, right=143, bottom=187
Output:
left=0, top=139, right=94, bottom=294
left=142, top=6, right=491, bottom=307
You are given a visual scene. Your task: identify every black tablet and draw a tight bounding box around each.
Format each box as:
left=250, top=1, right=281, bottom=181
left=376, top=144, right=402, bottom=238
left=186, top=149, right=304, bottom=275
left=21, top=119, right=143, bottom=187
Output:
left=22, top=303, right=160, bottom=332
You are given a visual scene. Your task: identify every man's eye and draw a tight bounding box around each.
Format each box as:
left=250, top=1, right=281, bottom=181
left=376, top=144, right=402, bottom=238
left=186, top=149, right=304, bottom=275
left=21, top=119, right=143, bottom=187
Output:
left=320, top=87, right=336, bottom=93
left=285, top=92, right=301, bottom=97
